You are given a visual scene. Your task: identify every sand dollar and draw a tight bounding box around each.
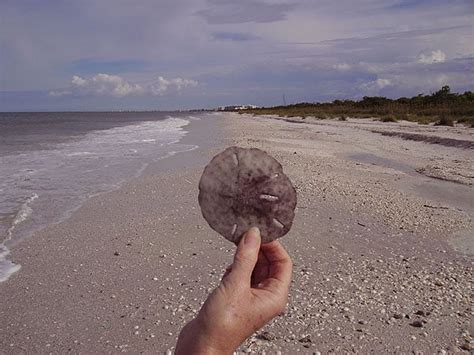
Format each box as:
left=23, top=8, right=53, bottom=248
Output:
left=198, top=146, right=297, bottom=244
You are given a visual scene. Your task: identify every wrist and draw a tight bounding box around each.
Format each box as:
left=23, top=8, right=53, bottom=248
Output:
left=176, top=318, right=235, bottom=355
left=193, top=316, right=237, bottom=355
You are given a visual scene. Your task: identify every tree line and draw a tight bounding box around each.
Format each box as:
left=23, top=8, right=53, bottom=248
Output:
left=241, top=86, right=474, bottom=126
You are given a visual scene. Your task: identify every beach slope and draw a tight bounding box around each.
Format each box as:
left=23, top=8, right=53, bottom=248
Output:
left=0, top=113, right=472, bottom=353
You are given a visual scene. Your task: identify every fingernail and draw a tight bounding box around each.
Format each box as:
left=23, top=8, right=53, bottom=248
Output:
left=245, top=227, right=260, bottom=247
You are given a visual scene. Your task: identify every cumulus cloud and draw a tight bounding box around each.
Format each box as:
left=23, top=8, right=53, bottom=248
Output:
left=375, top=78, right=392, bottom=88
left=418, top=50, right=446, bottom=64
left=360, top=78, right=393, bottom=93
left=147, top=76, right=198, bottom=96
left=50, top=74, right=197, bottom=97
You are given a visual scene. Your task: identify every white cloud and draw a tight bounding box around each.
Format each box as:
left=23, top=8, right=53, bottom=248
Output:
left=147, top=76, right=198, bottom=96
left=418, top=50, right=446, bottom=64
left=389, top=71, right=472, bottom=95
left=50, top=74, right=197, bottom=97
left=375, top=78, right=392, bottom=88
left=333, top=63, right=351, bottom=71
left=360, top=78, right=393, bottom=93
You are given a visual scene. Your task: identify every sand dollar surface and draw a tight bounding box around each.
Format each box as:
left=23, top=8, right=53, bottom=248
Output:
left=198, top=146, right=297, bottom=244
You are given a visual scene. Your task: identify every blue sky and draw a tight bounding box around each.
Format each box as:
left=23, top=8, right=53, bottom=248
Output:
left=0, top=0, right=473, bottom=111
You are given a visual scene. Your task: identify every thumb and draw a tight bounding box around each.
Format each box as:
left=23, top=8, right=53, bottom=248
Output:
left=226, top=227, right=261, bottom=287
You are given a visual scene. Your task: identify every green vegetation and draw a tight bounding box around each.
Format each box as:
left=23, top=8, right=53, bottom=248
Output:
left=434, top=113, right=455, bottom=127
left=241, top=86, right=474, bottom=126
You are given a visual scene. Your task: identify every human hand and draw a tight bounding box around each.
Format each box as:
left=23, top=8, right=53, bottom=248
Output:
left=175, top=227, right=293, bottom=355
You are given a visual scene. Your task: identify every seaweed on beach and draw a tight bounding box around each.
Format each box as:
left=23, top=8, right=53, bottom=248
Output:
left=372, top=131, right=474, bottom=149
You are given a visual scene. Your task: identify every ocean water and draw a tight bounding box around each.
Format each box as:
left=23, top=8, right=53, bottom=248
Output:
left=0, top=112, right=199, bottom=282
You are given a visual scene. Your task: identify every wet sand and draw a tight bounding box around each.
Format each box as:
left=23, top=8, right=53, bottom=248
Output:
left=0, top=113, right=472, bottom=354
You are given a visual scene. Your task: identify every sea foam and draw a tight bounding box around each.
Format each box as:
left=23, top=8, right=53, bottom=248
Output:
left=0, top=114, right=196, bottom=283
left=0, top=193, right=38, bottom=282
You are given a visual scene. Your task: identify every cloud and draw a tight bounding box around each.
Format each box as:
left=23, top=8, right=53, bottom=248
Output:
left=381, top=65, right=473, bottom=96
left=333, top=63, right=352, bottom=71
left=198, top=0, right=296, bottom=24
left=147, top=76, right=198, bottom=95
left=418, top=50, right=446, bottom=64
left=2, top=0, right=473, bottom=110
left=50, top=74, right=197, bottom=98
left=212, top=32, right=260, bottom=41
left=360, top=78, right=393, bottom=93
left=375, top=78, right=392, bottom=88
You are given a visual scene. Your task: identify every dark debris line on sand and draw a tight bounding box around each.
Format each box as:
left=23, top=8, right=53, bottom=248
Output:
left=372, top=130, right=474, bottom=149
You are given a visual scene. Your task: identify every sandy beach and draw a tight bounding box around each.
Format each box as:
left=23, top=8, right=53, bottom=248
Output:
left=0, top=113, right=472, bottom=354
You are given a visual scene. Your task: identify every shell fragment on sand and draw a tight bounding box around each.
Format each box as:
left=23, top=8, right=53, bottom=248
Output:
left=198, top=146, right=297, bottom=244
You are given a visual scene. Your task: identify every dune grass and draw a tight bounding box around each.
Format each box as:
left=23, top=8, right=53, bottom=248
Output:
left=240, top=86, right=474, bottom=127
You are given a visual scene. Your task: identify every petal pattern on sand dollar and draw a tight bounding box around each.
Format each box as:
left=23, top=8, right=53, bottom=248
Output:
left=198, top=146, right=297, bottom=244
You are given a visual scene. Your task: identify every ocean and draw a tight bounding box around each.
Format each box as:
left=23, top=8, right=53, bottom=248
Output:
left=0, top=111, right=200, bottom=282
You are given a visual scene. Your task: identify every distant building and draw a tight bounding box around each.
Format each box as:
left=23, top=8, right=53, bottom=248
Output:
left=217, top=105, right=258, bottom=111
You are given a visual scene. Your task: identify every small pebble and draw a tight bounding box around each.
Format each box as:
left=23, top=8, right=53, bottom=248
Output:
left=410, top=320, right=424, bottom=328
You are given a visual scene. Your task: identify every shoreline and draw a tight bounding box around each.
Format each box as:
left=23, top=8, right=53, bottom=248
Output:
left=0, top=113, right=216, bottom=283
left=0, top=112, right=229, bottom=352
left=0, top=112, right=472, bottom=353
